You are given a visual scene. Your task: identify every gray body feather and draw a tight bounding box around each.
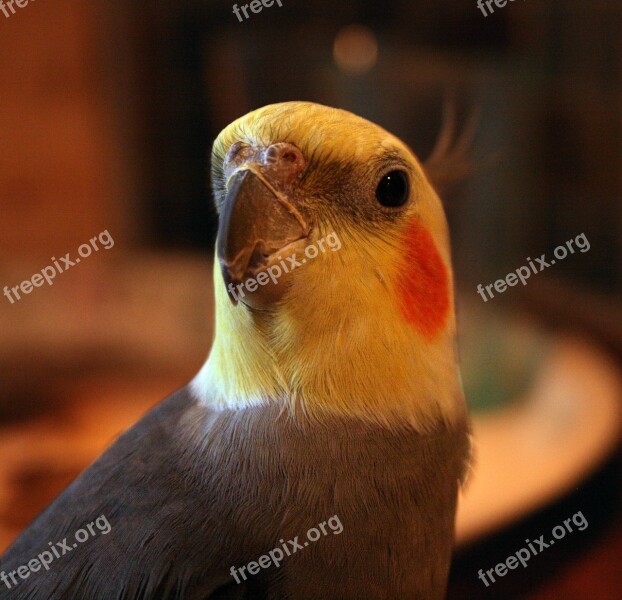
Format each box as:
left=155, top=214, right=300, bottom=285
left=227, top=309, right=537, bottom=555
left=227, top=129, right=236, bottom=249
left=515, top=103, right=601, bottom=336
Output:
left=1, top=386, right=469, bottom=599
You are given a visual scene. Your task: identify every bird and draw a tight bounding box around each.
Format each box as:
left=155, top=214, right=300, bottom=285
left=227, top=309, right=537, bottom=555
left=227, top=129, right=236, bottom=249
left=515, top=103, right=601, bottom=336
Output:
left=0, top=101, right=471, bottom=599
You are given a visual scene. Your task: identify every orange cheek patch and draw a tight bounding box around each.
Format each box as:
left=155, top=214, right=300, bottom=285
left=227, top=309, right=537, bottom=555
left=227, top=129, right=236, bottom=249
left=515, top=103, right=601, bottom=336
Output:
left=396, top=221, right=450, bottom=339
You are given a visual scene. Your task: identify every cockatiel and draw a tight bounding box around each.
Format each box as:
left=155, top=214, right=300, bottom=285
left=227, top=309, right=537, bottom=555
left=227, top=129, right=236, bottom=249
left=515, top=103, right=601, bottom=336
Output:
left=0, top=102, right=470, bottom=599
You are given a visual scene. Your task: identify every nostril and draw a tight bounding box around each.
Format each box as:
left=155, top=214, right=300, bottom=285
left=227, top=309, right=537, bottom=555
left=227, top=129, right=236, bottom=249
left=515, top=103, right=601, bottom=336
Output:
left=282, top=151, right=298, bottom=163
left=265, top=146, right=279, bottom=162
left=263, top=143, right=304, bottom=170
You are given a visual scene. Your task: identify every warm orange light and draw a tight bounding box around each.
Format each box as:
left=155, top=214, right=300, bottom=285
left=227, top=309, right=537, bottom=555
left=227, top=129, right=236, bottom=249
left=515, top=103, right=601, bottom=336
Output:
left=333, top=25, right=378, bottom=75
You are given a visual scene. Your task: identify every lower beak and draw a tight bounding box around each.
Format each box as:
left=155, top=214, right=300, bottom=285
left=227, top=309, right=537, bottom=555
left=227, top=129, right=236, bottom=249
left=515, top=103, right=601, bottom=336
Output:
left=217, top=169, right=310, bottom=307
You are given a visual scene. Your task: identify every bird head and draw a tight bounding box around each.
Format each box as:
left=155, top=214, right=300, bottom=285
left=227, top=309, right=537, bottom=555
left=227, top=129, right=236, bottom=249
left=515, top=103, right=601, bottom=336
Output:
left=193, top=102, right=465, bottom=431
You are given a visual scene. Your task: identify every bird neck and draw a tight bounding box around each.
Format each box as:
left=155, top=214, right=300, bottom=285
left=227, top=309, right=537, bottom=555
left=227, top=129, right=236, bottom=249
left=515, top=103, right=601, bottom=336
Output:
left=191, top=261, right=465, bottom=433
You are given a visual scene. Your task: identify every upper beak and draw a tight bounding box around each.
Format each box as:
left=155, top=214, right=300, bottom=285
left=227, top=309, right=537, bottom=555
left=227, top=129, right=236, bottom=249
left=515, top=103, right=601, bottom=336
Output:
left=217, top=169, right=310, bottom=306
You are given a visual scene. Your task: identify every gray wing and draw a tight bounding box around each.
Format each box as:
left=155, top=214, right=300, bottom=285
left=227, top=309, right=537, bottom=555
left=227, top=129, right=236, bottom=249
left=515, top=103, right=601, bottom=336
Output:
left=0, top=387, right=250, bottom=600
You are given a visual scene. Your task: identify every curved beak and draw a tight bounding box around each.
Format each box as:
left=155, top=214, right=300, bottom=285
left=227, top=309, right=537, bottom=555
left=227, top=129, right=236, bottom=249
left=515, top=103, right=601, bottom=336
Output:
left=217, top=169, right=310, bottom=307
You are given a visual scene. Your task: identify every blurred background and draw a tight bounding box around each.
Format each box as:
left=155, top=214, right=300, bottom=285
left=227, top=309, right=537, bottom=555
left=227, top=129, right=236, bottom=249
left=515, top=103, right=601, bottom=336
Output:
left=0, top=0, right=620, bottom=598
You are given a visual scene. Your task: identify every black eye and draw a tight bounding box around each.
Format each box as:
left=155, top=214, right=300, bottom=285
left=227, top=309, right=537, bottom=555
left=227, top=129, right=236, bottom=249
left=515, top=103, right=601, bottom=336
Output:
left=375, top=170, right=409, bottom=207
